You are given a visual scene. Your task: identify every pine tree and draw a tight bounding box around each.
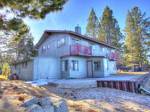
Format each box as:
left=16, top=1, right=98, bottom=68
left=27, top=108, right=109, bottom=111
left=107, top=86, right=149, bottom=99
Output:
left=0, top=18, right=36, bottom=63
left=98, top=6, right=123, bottom=48
left=17, top=35, right=36, bottom=61
left=0, top=0, right=67, bottom=19
left=86, top=8, right=100, bottom=38
left=124, top=7, right=150, bottom=68
left=0, top=0, right=67, bottom=64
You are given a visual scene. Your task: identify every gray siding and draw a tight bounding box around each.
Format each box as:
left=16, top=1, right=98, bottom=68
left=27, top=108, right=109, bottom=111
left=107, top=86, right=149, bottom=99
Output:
left=38, top=33, right=115, bottom=59
left=38, top=33, right=70, bottom=57
left=12, top=61, right=34, bottom=81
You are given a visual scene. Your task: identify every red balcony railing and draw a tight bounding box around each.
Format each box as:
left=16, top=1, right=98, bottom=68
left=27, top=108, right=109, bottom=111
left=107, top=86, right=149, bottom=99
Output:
left=70, top=44, right=92, bottom=56
left=109, top=52, right=119, bottom=61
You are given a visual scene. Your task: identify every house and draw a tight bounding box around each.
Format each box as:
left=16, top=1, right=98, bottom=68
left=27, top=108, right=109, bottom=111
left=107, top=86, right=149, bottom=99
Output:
left=12, top=27, right=118, bottom=81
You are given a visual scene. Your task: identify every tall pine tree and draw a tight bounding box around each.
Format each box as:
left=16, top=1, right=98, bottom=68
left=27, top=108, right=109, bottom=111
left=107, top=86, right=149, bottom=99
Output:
left=0, top=0, right=67, bottom=64
left=98, top=6, right=123, bottom=48
left=0, top=0, right=67, bottom=19
left=124, top=7, right=150, bottom=68
left=86, top=8, right=100, bottom=38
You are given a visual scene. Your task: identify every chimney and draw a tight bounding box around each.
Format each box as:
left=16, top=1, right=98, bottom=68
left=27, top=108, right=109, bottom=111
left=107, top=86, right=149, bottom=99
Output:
left=75, top=25, right=81, bottom=34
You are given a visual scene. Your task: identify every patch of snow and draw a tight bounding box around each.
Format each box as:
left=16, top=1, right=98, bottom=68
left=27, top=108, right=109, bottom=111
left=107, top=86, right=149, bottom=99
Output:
left=26, top=79, right=56, bottom=86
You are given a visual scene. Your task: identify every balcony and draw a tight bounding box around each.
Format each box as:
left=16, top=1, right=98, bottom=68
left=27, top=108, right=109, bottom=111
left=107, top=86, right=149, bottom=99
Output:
left=70, top=44, right=92, bottom=56
left=70, top=44, right=118, bottom=60
left=92, top=48, right=106, bottom=57
left=108, top=52, right=118, bottom=61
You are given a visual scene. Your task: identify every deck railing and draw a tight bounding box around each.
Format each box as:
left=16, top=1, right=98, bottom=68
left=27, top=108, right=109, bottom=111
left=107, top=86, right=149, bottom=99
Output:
left=70, top=44, right=92, bottom=56
left=70, top=44, right=119, bottom=60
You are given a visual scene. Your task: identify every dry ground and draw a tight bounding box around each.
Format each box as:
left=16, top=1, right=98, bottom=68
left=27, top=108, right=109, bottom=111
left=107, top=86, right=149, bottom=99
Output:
left=45, top=85, right=150, bottom=112
left=0, top=80, right=150, bottom=112
left=117, top=71, right=149, bottom=75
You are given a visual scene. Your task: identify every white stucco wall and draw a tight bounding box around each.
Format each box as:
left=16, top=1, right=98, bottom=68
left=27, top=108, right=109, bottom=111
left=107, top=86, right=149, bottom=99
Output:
left=68, top=57, right=87, bottom=78
left=109, top=61, right=117, bottom=74
left=33, top=57, right=61, bottom=80
left=103, top=58, right=117, bottom=77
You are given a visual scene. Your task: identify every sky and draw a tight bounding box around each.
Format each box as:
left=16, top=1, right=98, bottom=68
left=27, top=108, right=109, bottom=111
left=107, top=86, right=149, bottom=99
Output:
left=24, top=0, right=150, bottom=44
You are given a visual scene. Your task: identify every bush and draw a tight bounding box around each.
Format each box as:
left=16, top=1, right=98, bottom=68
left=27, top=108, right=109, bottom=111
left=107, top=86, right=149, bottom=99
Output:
left=0, top=63, right=11, bottom=80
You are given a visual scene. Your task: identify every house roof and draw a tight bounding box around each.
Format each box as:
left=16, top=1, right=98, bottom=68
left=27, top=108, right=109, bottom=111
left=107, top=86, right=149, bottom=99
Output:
left=35, top=30, right=116, bottom=49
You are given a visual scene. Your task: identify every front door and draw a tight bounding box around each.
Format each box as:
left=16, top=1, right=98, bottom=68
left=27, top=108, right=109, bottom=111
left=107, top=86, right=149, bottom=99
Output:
left=87, top=60, right=93, bottom=78
left=61, top=60, right=69, bottom=79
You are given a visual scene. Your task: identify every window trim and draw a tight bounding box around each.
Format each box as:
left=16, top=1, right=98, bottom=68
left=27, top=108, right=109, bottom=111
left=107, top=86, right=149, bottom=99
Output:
left=57, top=38, right=65, bottom=48
left=72, top=60, right=79, bottom=71
left=61, top=60, right=68, bottom=72
left=93, top=61, right=101, bottom=71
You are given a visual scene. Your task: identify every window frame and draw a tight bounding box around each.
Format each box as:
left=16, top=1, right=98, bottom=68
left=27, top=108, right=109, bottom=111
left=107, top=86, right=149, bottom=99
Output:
left=61, top=60, right=68, bottom=72
left=72, top=60, right=79, bottom=71
left=57, top=38, right=65, bottom=48
left=93, top=61, right=101, bottom=71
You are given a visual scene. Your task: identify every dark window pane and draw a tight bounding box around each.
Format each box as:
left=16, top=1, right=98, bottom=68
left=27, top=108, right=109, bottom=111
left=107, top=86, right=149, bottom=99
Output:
left=94, top=61, right=101, bottom=71
left=72, top=60, right=79, bottom=71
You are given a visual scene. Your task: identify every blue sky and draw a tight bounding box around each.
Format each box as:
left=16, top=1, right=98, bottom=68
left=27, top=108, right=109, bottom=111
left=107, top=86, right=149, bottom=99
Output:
left=24, top=0, right=150, bottom=44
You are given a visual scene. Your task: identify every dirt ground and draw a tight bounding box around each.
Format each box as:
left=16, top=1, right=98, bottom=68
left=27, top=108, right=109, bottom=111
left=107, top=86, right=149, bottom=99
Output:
left=0, top=81, right=150, bottom=112
left=44, top=85, right=150, bottom=112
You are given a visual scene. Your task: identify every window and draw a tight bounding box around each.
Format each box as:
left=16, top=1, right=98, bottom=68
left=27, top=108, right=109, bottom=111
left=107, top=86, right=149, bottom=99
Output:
left=47, top=45, right=50, bottom=49
left=72, top=60, right=79, bottom=71
left=94, top=61, right=101, bottom=71
left=92, top=46, right=96, bottom=50
left=102, top=47, right=105, bottom=52
left=57, top=38, right=65, bottom=47
left=42, top=46, right=46, bottom=53
left=107, top=60, right=109, bottom=70
left=43, top=46, right=46, bottom=50
left=72, top=38, right=80, bottom=44
left=61, top=60, right=68, bottom=72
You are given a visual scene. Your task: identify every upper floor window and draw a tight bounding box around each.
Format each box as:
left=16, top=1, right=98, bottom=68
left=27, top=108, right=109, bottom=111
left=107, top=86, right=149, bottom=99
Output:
left=42, top=46, right=46, bottom=52
left=72, top=38, right=80, bottom=44
left=47, top=45, right=50, bottom=49
left=92, top=45, right=96, bottom=50
left=102, top=47, right=105, bottom=52
left=57, top=38, right=65, bottom=48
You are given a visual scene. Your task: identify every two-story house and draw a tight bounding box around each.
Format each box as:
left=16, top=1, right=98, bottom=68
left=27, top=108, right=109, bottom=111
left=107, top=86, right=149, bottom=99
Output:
left=12, top=28, right=118, bottom=81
